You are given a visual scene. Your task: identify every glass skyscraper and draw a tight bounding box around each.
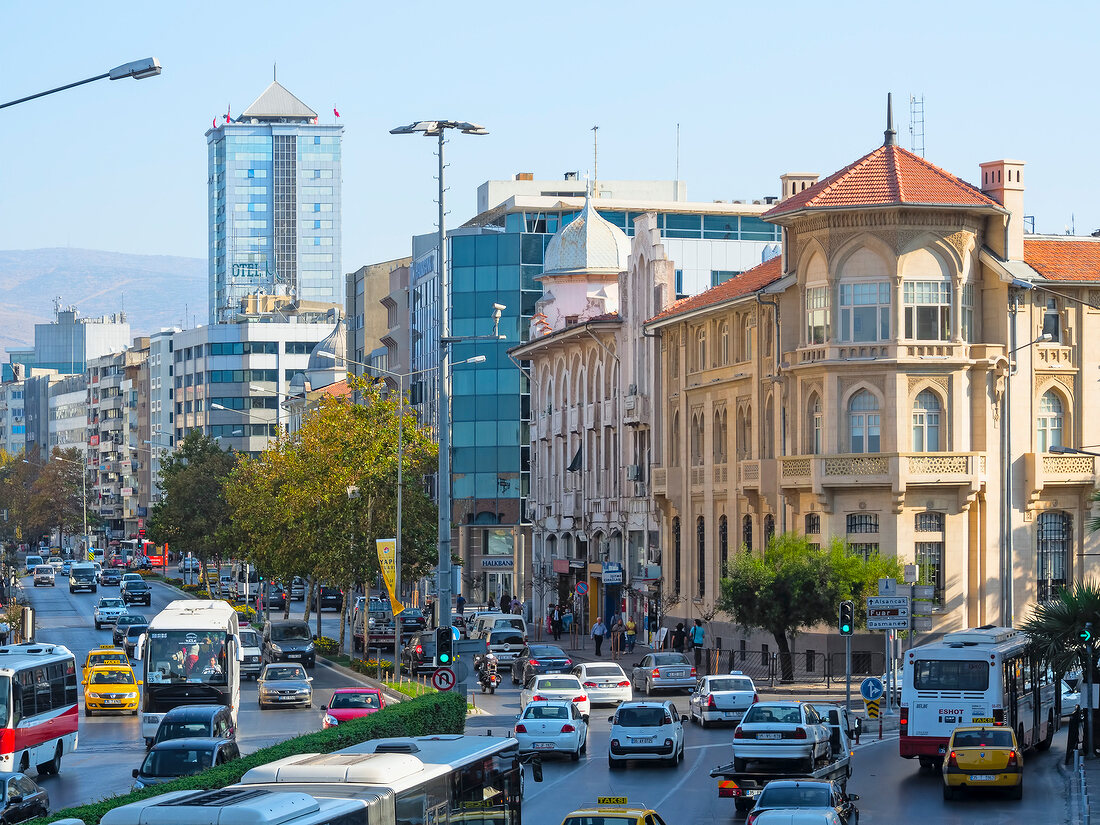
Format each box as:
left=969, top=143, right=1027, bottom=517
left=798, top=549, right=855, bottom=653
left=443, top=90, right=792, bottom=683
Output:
left=207, top=81, right=342, bottom=323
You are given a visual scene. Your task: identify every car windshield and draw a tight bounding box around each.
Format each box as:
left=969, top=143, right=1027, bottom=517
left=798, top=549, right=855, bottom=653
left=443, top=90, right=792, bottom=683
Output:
left=744, top=705, right=802, bottom=725
left=127, top=582, right=148, bottom=590
left=271, top=624, right=310, bottom=641
left=127, top=625, right=149, bottom=637
left=652, top=654, right=690, bottom=666
left=531, top=647, right=566, bottom=658
left=140, top=747, right=215, bottom=778
left=99, top=599, right=124, bottom=608
left=90, top=669, right=135, bottom=684
left=535, top=678, right=581, bottom=690
left=35, top=566, right=51, bottom=574
left=119, top=615, right=147, bottom=625
left=709, top=678, right=755, bottom=692
left=155, top=721, right=212, bottom=743
left=525, top=704, right=569, bottom=720
left=145, top=631, right=229, bottom=685
left=953, top=730, right=1014, bottom=748
left=239, top=632, right=260, bottom=648
left=616, top=707, right=668, bottom=727
left=264, top=666, right=305, bottom=681
left=758, top=786, right=832, bottom=808
left=329, top=692, right=380, bottom=710
left=90, top=654, right=126, bottom=667
left=585, top=666, right=623, bottom=678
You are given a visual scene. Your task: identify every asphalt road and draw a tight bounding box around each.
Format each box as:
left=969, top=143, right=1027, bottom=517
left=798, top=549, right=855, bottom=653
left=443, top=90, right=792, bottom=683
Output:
left=23, top=575, right=369, bottom=811
left=462, top=666, right=1075, bottom=825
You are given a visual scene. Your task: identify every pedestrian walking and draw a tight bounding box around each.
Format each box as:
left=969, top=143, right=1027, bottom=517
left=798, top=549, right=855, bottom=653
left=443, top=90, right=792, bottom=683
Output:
left=456, top=594, right=466, bottom=616
left=624, top=615, right=637, bottom=654
left=487, top=594, right=496, bottom=610
left=551, top=605, right=563, bottom=641
left=591, top=617, right=608, bottom=656
left=610, top=615, right=625, bottom=659
left=671, top=622, right=687, bottom=653
left=690, top=619, right=706, bottom=669
left=500, top=593, right=511, bottom=615
left=1067, top=704, right=1082, bottom=765
left=510, top=595, right=521, bottom=614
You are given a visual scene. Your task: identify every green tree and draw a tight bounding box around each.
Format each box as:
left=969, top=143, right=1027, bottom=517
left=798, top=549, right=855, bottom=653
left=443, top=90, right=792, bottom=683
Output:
left=717, top=532, right=902, bottom=681
left=26, top=448, right=92, bottom=548
left=147, top=430, right=237, bottom=587
left=1021, top=581, right=1100, bottom=683
left=227, top=377, right=438, bottom=651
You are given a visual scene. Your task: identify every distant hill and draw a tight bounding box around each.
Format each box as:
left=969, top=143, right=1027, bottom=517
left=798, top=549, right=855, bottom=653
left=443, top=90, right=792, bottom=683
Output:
left=0, top=248, right=206, bottom=350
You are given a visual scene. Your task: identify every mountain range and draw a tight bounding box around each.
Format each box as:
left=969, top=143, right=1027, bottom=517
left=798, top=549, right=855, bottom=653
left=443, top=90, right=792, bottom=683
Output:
left=0, top=248, right=206, bottom=351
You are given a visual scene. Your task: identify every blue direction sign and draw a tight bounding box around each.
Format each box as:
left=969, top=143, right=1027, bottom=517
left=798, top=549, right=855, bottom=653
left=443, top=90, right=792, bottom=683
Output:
left=860, top=677, right=884, bottom=702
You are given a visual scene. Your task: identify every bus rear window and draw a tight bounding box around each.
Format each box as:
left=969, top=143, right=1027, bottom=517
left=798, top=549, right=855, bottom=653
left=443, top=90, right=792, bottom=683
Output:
left=913, top=659, right=989, bottom=692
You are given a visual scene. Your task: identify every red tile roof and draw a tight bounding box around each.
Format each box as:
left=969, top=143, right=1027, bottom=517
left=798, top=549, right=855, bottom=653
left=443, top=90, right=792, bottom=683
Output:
left=1024, top=237, right=1100, bottom=282
left=648, top=255, right=783, bottom=323
left=765, top=144, right=1001, bottom=218
left=314, top=379, right=350, bottom=398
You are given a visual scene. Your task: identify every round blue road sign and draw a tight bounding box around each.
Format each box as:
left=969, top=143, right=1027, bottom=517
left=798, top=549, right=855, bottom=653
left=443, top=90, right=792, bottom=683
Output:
left=860, top=677, right=884, bottom=702
left=576, top=582, right=589, bottom=596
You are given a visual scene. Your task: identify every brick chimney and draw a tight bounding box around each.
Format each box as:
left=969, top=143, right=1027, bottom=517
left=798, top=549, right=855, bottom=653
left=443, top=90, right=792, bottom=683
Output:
left=979, top=160, right=1025, bottom=260
left=780, top=173, right=819, bottom=202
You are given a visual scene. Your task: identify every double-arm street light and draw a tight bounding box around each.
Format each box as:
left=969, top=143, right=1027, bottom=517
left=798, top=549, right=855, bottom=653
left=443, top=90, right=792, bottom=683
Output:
left=0, top=58, right=162, bottom=110
left=318, top=350, right=485, bottom=660
left=390, top=119, right=488, bottom=631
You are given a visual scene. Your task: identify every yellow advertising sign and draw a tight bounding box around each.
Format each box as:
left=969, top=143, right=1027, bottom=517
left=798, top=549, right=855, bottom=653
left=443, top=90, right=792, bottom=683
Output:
left=376, top=539, right=404, bottom=617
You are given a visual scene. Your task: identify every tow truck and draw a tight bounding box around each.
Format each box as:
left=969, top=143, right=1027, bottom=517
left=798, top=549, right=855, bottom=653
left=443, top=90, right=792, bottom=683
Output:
left=711, top=703, right=860, bottom=814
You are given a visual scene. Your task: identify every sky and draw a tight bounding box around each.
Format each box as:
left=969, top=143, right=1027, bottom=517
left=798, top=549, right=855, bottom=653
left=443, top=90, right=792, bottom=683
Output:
left=1, top=1, right=1098, bottom=272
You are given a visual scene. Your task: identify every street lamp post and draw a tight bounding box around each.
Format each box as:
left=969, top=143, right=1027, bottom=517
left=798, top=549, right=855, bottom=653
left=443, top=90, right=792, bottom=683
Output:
left=391, top=120, right=487, bottom=632
left=24, top=456, right=87, bottom=557
left=0, top=58, right=162, bottom=110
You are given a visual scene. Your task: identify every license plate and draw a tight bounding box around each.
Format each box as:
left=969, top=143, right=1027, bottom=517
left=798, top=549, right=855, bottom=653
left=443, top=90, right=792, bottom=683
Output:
left=724, top=712, right=737, bottom=718
left=105, top=700, right=121, bottom=705
left=546, top=668, right=564, bottom=674
left=288, top=653, right=301, bottom=658
left=667, top=670, right=685, bottom=678
left=279, top=695, right=297, bottom=701
left=631, top=737, right=654, bottom=744
left=758, top=733, right=782, bottom=740
left=534, top=742, right=554, bottom=750
left=968, top=775, right=997, bottom=781
left=601, top=683, right=616, bottom=689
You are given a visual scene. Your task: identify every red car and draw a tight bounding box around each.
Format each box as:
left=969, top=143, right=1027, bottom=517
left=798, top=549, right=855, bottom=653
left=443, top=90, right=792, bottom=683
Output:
left=322, top=688, right=385, bottom=728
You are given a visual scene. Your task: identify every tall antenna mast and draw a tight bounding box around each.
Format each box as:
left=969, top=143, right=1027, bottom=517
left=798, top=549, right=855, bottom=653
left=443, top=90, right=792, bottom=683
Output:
left=909, top=94, right=925, bottom=157
left=675, top=123, right=680, bottom=184
left=591, top=125, right=598, bottom=197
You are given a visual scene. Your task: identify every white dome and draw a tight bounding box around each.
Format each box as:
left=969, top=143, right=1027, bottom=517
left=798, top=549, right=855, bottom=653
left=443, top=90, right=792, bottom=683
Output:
left=542, top=197, right=630, bottom=276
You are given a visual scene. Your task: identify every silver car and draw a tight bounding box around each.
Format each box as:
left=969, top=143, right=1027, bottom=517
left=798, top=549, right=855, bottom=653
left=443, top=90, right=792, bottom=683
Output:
left=630, top=652, right=696, bottom=694
left=257, top=663, right=313, bottom=709
left=688, top=673, right=758, bottom=727
left=731, top=701, right=832, bottom=773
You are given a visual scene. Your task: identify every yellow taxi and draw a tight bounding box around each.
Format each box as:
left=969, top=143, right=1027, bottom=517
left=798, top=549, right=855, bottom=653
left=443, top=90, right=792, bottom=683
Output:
left=82, top=645, right=128, bottom=676
left=82, top=663, right=142, bottom=716
left=942, top=725, right=1023, bottom=800
left=560, top=798, right=668, bottom=825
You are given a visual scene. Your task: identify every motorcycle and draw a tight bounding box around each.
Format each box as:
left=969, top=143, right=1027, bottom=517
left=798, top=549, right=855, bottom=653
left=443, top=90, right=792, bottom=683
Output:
left=476, top=653, right=500, bottom=694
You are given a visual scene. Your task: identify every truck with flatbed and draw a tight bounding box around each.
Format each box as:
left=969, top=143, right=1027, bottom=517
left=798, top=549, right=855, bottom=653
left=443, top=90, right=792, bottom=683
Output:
left=711, top=703, right=860, bottom=814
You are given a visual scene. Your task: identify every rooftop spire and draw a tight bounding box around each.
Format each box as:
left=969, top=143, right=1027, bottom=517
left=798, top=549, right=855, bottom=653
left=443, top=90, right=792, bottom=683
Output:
left=884, top=92, right=897, bottom=147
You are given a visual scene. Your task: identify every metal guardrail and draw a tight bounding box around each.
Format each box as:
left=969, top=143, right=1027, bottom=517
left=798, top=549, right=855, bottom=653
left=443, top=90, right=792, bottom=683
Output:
left=692, top=647, right=886, bottom=687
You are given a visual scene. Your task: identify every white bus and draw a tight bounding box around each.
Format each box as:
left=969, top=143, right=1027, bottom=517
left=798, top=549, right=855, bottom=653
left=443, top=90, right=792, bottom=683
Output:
left=0, top=643, right=79, bottom=775
left=900, top=625, right=1058, bottom=768
left=134, top=600, right=241, bottom=746
left=101, top=735, right=523, bottom=825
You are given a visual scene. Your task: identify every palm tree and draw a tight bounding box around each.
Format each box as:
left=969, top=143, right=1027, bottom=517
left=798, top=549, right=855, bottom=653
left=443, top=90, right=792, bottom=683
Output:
left=1020, top=581, right=1100, bottom=678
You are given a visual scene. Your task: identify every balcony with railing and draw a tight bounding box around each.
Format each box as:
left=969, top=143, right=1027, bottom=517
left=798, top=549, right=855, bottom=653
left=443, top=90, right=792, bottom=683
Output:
left=779, top=452, right=987, bottom=495
left=1024, top=451, right=1096, bottom=502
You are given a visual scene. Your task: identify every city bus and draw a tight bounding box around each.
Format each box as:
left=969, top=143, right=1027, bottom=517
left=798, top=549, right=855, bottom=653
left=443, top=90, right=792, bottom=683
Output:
left=133, top=600, right=241, bottom=746
left=0, top=643, right=78, bottom=775
left=899, top=625, right=1058, bottom=768
left=117, top=539, right=161, bottom=568
left=101, top=735, right=523, bottom=825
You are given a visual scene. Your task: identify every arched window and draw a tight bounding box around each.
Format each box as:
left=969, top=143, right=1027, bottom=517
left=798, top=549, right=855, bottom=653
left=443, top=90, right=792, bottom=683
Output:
left=690, top=413, right=704, bottom=466
left=695, top=327, right=706, bottom=371
left=805, top=513, right=821, bottom=535
left=764, top=514, right=775, bottom=545
left=713, top=410, right=727, bottom=463
left=719, top=321, right=730, bottom=365
left=672, top=517, right=682, bottom=592
left=668, top=334, right=678, bottom=379
left=848, top=391, right=880, bottom=453
left=671, top=412, right=680, bottom=467
left=912, top=390, right=942, bottom=452
left=808, top=394, right=823, bottom=455
left=696, top=516, right=706, bottom=599
left=737, top=407, right=753, bottom=460
left=742, top=515, right=753, bottom=553
left=1037, top=392, right=1064, bottom=453
left=1037, top=510, right=1071, bottom=602
left=719, top=515, right=729, bottom=575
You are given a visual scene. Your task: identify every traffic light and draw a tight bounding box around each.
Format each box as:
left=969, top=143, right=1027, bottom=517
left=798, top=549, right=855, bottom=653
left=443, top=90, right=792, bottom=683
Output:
left=436, top=626, right=454, bottom=667
left=1080, top=622, right=1093, bottom=644
left=839, top=601, right=855, bottom=636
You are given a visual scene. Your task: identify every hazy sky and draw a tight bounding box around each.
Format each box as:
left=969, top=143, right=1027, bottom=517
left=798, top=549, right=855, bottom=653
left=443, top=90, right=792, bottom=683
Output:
left=1, top=1, right=1097, bottom=272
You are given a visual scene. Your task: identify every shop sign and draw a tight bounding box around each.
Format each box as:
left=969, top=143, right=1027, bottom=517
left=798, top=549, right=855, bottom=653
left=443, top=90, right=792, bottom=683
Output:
left=568, top=559, right=586, bottom=569
left=552, top=558, right=570, bottom=574
left=483, top=558, right=513, bottom=568
left=602, top=562, right=623, bottom=585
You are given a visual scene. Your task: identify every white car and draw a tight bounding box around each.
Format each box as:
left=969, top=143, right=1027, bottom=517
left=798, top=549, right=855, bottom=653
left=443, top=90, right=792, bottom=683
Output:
left=688, top=672, right=758, bottom=727
left=33, top=565, right=55, bottom=587
left=513, top=699, right=588, bottom=760
left=732, top=701, right=832, bottom=773
left=92, top=561, right=103, bottom=582
left=571, top=662, right=632, bottom=705
left=93, top=597, right=128, bottom=629
left=608, top=700, right=686, bottom=767
left=519, top=675, right=590, bottom=716
left=1062, top=680, right=1081, bottom=720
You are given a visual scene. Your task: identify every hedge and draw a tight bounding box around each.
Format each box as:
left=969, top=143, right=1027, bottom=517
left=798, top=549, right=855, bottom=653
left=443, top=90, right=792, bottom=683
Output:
left=33, top=691, right=466, bottom=825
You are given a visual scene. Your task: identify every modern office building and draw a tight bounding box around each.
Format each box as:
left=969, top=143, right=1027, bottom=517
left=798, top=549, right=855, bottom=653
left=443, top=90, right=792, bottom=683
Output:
left=23, top=370, right=86, bottom=460
left=403, top=174, right=783, bottom=605
left=4, top=304, right=130, bottom=381
left=206, top=81, right=343, bottom=323
left=0, top=380, right=27, bottom=455
left=146, top=328, right=180, bottom=506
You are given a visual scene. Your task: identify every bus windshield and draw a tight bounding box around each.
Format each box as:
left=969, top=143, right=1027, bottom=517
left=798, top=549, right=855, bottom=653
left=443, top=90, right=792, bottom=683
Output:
left=913, top=659, right=989, bottom=692
left=145, top=631, right=228, bottom=685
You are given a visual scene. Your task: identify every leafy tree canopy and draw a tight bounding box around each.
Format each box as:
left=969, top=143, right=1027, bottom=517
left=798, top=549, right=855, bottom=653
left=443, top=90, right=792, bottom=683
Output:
left=1021, top=580, right=1100, bottom=677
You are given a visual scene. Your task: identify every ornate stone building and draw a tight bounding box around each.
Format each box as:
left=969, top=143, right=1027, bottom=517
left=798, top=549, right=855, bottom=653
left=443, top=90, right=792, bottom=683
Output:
left=647, top=125, right=1100, bottom=644
left=513, top=204, right=675, bottom=627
